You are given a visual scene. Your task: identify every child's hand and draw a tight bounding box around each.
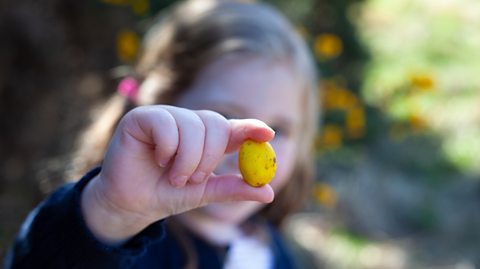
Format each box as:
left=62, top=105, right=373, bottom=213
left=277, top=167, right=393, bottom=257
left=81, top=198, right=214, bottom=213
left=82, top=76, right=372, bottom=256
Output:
left=81, top=105, right=275, bottom=244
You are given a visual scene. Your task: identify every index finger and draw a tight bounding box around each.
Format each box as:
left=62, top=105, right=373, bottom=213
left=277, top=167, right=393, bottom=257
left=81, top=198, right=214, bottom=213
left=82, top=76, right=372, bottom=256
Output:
left=225, top=119, right=275, bottom=153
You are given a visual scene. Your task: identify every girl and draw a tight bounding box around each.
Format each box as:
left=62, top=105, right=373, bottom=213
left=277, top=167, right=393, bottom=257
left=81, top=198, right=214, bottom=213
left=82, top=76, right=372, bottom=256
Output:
left=6, top=0, right=319, bottom=268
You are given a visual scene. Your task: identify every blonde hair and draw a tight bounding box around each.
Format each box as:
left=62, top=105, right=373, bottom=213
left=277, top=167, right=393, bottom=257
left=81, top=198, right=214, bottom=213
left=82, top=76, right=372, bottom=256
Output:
left=71, top=0, right=318, bottom=226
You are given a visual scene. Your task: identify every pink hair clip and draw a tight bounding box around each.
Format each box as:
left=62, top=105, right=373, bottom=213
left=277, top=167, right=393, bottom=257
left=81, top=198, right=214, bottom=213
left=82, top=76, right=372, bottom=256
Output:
left=117, top=77, right=139, bottom=102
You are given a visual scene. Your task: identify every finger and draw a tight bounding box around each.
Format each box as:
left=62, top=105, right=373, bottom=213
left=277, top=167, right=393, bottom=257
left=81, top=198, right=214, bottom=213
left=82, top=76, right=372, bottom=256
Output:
left=122, top=106, right=179, bottom=167
left=150, top=109, right=179, bottom=167
left=201, top=174, right=275, bottom=204
left=189, top=111, right=230, bottom=184
left=225, top=119, right=275, bottom=153
left=164, top=106, right=205, bottom=187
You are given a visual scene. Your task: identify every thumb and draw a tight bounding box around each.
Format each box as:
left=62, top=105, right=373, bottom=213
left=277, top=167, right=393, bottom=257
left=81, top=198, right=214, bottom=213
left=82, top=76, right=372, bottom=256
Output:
left=201, top=174, right=274, bottom=204
left=226, top=119, right=275, bottom=153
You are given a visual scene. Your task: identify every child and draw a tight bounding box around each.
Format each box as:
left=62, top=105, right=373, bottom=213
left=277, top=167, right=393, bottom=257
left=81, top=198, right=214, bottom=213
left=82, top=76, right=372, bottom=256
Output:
left=5, top=0, right=319, bottom=268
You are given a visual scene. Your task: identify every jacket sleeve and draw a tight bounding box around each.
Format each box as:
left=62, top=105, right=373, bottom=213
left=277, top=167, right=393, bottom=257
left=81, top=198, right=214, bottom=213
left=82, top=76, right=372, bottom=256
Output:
left=4, top=167, right=166, bottom=269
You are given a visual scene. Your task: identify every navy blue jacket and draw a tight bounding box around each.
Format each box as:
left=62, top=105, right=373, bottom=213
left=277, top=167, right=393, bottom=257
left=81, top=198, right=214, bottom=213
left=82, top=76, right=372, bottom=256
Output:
left=5, top=168, right=296, bottom=269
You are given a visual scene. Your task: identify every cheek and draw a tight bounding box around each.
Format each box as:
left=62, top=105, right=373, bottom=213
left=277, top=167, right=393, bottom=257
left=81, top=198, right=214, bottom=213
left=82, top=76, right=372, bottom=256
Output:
left=270, top=138, right=297, bottom=191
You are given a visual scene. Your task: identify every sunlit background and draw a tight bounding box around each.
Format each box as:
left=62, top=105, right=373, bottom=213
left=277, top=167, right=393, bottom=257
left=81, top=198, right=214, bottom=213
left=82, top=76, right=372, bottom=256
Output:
left=1, top=0, right=480, bottom=268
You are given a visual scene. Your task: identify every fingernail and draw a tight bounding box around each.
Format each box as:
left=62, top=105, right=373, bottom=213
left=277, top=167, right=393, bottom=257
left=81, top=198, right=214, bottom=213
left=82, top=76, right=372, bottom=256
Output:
left=172, top=175, right=188, bottom=187
left=191, top=172, right=206, bottom=183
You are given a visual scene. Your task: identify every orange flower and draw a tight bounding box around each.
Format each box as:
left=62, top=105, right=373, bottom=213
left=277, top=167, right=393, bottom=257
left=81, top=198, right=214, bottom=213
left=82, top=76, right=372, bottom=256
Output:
left=410, top=74, right=435, bottom=91
left=314, top=33, right=343, bottom=60
left=318, top=125, right=343, bottom=150
left=409, top=114, right=427, bottom=132
left=117, top=30, right=140, bottom=63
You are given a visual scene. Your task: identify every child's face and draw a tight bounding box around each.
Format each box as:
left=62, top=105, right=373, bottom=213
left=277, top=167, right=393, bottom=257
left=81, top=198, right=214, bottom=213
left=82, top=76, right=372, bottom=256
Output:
left=175, top=55, right=303, bottom=224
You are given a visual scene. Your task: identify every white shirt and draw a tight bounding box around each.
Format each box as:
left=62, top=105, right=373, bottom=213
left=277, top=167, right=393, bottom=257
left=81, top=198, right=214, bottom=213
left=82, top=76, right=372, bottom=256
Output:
left=223, top=233, right=273, bottom=269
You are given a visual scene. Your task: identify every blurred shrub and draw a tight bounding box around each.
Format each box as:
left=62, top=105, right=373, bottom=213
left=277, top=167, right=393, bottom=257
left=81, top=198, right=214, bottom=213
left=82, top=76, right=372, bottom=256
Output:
left=354, top=0, right=480, bottom=173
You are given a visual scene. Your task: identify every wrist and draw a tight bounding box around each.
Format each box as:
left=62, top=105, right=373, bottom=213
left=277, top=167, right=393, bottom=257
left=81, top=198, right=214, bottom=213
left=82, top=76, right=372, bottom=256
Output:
left=80, top=174, right=152, bottom=245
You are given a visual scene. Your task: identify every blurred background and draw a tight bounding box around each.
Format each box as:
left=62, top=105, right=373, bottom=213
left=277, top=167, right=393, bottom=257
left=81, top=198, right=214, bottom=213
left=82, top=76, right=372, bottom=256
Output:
left=1, top=0, right=480, bottom=268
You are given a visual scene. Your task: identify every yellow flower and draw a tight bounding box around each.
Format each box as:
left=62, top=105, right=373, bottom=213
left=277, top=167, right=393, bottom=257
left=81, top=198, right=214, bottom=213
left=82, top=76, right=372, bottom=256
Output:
left=322, top=80, right=359, bottom=111
left=324, top=88, right=359, bottom=110
left=346, top=106, right=366, bottom=139
left=314, top=33, right=343, bottom=60
left=410, top=74, right=435, bottom=91
left=117, top=30, right=140, bottom=63
left=313, top=183, right=338, bottom=209
left=318, top=125, right=343, bottom=150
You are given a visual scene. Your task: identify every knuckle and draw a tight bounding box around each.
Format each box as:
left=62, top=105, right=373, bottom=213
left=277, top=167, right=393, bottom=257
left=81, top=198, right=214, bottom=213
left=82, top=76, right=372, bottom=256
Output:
left=198, top=110, right=225, bottom=122
left=199, top=109, right=220, bottom=118
left=217, top=116, right=231, bottom=136
left=190, top=114, right=206, bottom=133
left=200, top=110, right=230, bottom=135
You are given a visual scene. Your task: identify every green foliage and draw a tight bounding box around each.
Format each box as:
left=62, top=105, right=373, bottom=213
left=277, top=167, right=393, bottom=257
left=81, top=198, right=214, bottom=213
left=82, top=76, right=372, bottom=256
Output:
left=355, top=0, right=480, bottom=173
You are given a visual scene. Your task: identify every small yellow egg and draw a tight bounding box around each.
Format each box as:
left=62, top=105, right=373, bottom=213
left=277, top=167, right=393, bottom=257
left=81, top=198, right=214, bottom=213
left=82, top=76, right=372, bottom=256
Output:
left=238, top=139, right=276, bottom=187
